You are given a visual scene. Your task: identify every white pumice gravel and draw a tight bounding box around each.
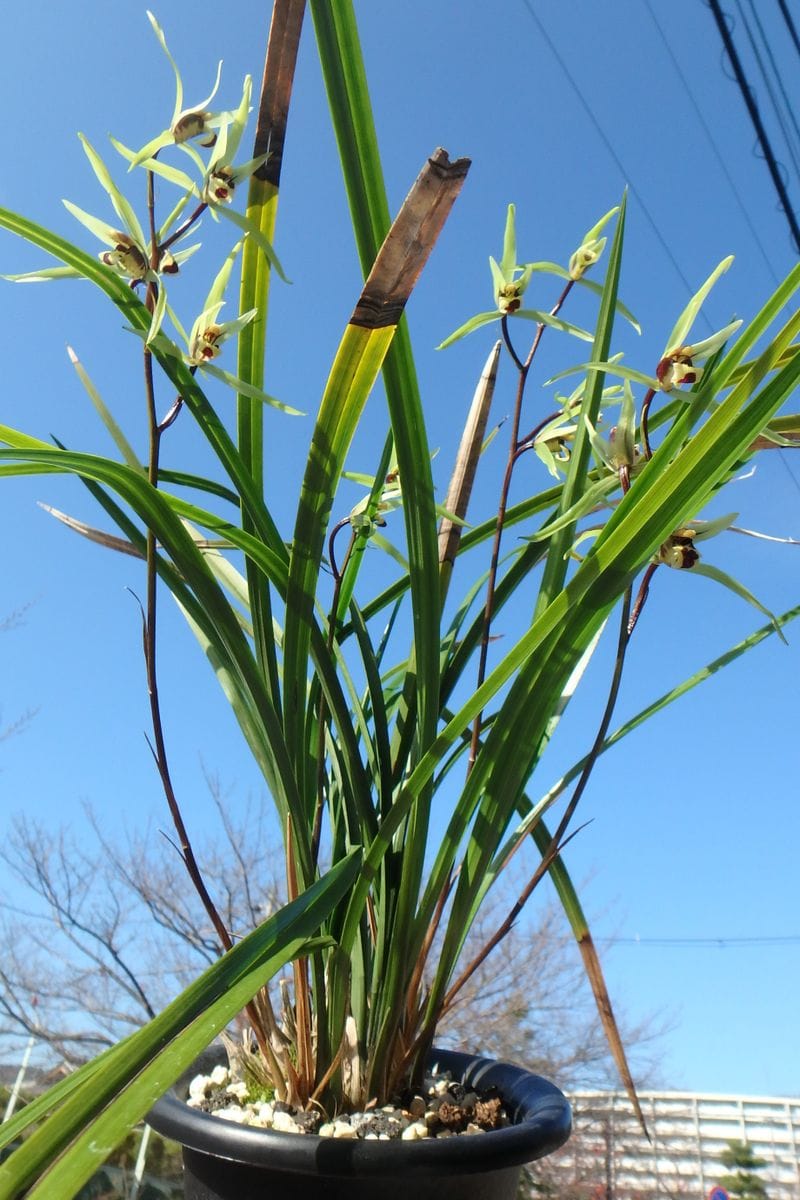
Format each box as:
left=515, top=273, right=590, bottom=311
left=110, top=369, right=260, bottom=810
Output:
left=184, top=1066, right=510, bottom=1139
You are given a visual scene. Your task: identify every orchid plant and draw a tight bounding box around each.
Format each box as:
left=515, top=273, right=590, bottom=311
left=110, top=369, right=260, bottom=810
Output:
left=0, top=3, right=799, bottom=1198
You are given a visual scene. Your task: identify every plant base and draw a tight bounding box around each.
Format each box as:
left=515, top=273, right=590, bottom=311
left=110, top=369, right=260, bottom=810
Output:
left=182, top=1147, right=523, bottom=1200
left=148, top=1046, right=571, bottom=1200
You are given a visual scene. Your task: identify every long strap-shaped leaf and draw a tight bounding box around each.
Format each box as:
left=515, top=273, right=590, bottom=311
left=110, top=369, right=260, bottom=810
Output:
left=312, top=2, right=443, bottom=771
left=237, top=0, right=307, bottom=707
left=0, top=433, right=306, bottom=838
left=335, top=285, right=800, bottom=1047
left=420, top=335, right=800, bottom=1028
left=312, top=11, right=456, bottom=1034
left=0, top=852, right=360, bottom=1200
left=281, top=147, right=470, bottom=804
left=533, top=196, right=626, bottom=618
left=0, top=207, right=286, bottom=559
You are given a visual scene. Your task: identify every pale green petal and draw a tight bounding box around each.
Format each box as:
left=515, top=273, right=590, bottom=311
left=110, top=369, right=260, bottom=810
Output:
left=111, top=137, right=199, bottom=195
left=62, top=200, right=116, bottom=246
left=223, top=75, right=252, bottom=164
left=545, top=361, right=661, bottom=390
left=183, top=60, right=223, bottom=122
left=126, top=130, right=174, bottom=172
left=664, top=255, right=734, bottom=353
left=437, top=311, right=503, bottom=350
left=2, top=266, right=82, bottom=282
left=78, top=134, right=146, bottom=245
left=514, top=309, right=593, bottom=342
left=580, top=205, right=619, bottom=246
left=66, top=345, right=141, bottom=470
left=203, top=241, right=245, bottom=313
left=146, top=283, right=169, bottom=345
left=691, top=561, right=787, bottom=644
left=687, top=318, right=743, bottom=362
left=200, top=362, right=303, bottom=414
left=214, top=204, right=288, bottom=282
left=690, top=512, right=738, bottom=541
left=147, top=10, right=183, bottom=124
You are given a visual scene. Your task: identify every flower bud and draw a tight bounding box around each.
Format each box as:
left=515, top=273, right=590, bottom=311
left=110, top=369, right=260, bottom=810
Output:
left=568, top=236, right=606, bottom=281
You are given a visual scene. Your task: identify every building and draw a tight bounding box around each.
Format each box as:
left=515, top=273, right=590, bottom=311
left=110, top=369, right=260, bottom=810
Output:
left=537, top=1090, right=800, bottom=1199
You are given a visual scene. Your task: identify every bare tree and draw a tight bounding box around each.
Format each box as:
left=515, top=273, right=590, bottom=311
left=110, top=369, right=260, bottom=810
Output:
left=0, top=785, right=665, bottom=1095
left=437, top=895, right=664, bottom=1095
left=0, top=781, right=284, bottom=1064
left=1, top=605, right=37, bottom=747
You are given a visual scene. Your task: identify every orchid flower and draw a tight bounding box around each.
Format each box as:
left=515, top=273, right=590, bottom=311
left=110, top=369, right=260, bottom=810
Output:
left=488, top=203, right=536, bottom=313
left=656, top=257, right=742, bottom=392
left=652, top=513, right=787, bottom=640
left=584, top=380, right=641, bottom=490
left=176, top=241, right=299, bottom=414
left=129, top=13, right=229, bottom=167
left=200, top=77, right=268, bottom=207
left=568, top=206, right=618, bottom=281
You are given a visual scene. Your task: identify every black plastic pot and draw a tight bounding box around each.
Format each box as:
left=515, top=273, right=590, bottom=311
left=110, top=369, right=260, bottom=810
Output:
left=147, top=1045, right=571, bottom=1200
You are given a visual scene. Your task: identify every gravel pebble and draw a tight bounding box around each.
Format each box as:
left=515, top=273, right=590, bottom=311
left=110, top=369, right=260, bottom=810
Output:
left=187, top=1067, right=509, bottom=1139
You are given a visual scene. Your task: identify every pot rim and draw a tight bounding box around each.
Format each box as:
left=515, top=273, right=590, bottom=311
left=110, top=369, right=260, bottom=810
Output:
left=146, top=1045, right=572, bottom=1178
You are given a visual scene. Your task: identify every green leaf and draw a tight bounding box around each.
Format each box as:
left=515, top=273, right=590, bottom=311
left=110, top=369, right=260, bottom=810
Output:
left=0, top=853, right=361, bottom=1199
left=66, top=346, right=142, bottom=469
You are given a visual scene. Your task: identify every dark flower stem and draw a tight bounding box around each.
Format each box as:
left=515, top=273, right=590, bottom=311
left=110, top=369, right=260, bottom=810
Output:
left=467, top=280, right=574, bottom=773
left=159, top=200, right=208, bottom=253
left=640, top=386, right=656, bottom=459
left=140, top=170, right=274, bottom=1065
left=311, top=523, right=356, bottom=865
left=628, top=561, right=659, bottom=635
left=446, top=586, right=634, bottom=1011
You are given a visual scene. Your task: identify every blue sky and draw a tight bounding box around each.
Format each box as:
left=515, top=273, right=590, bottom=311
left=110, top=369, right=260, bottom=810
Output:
left=1, top=1, right=798, bottom=1099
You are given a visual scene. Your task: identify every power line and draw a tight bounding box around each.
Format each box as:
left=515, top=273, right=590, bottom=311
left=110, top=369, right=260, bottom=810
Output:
left=737, top=0, right=800, bottom=181
left=611, top=935, right=800, bottom=949
left=706, top=0, right=800, bottom=252
left=706, top=1, right=800, bottom=498
left=775, top=0, right=800, bottom=60
left=643, top=0, right=780, bottom=286
left=749, top=0, right=800, bottom=157
left=522, top=0, right=800, bottom=496
left=517, top=0, right=705, bottom=310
